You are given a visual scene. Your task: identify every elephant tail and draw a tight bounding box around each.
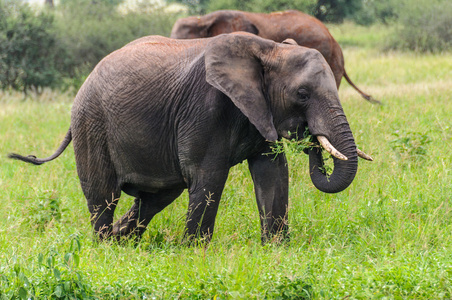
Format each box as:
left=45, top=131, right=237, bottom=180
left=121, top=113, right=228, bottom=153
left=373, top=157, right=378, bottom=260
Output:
left=343, top=69, right=381, bottom=105
left=8, top=129, right=72, bottom=166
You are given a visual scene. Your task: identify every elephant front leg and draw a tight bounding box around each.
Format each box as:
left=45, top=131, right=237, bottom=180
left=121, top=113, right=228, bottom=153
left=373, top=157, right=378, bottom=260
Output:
left=184, top=170, right=229, bottom=244
left=248, top=151, right=289, bottom=243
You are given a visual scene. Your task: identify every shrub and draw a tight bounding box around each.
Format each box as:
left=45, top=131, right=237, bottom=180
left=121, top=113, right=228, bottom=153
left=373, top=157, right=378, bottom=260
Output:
left=0, top=0, right=66, bottom=92
left=387, top=0, right=452, bottom=52
left=312, top=0, right=363, bottom=23
left=0, top=235, right=93, bottom=299
left=0, top=0, right=181, bottom=92
left=351, top=0, right=400, bottom=25
left=54, top=0, right=180, bottom=88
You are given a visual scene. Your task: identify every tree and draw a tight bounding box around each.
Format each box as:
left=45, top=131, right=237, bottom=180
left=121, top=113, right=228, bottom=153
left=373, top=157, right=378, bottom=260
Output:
left=0, top=0, right=65, bottom=91
left=313, top=0, right=363, bottom=23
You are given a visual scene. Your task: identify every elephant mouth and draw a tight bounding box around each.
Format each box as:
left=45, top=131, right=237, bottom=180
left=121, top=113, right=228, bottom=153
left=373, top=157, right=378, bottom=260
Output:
left=278, top=122, right=309, bottom=140
left=279, top=126, right=373, bottom=161
left=278, top=125, right=372, bottom=194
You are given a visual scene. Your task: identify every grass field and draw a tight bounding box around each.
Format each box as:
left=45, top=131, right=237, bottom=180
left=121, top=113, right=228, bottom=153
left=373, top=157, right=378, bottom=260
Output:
left=1, top=24, right=452, bottom=299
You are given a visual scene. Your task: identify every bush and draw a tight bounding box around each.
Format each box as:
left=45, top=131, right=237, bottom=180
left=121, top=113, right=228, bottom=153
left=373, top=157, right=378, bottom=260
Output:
left=312, top=0, right=363, bottom=23
left=0, top=0, right=66, bottom=92
left=351, top=0, right=400, bottom=25
left=55, top=0, right=180, bottom=88
left=388, top=0, right=452, bottom=52
left=0, top=0, right=181, bottom=92
left=0, top=236, right=93, bottom=299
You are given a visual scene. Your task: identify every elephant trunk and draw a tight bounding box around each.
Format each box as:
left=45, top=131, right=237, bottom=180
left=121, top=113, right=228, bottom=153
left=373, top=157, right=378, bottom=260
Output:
left=308, top=119, right=358, bottom=193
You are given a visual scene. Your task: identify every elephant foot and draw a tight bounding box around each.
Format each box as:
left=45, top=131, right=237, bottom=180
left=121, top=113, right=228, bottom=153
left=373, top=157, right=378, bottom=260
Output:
left=181, top=232, right=212, bottom=247
left=260, top=219, right=290, bottom=245
left=261, top=230, right=290, bottom=245
left=111, top=203, right=147, bottom=241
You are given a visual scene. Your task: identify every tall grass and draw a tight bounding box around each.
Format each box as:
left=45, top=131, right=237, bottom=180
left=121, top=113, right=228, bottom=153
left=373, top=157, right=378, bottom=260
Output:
left=387, top=0, right=452, bottom=53
left=1, top=25, right=452, bottom=298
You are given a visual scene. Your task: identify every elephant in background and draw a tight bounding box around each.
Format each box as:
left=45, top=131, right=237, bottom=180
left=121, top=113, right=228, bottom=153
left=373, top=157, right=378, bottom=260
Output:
left=9, top=33, right=372, bottom=243
left=171, top=9, right=380, bottom=104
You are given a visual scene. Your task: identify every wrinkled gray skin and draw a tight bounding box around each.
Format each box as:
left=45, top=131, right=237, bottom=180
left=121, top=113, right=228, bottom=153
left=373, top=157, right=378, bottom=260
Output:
left=171, top=10, right=379, bottom=104
left=9, top=33, right=358, bottom=243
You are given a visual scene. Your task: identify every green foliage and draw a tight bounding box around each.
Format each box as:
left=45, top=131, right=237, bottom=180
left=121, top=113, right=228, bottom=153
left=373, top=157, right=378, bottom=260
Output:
left=23, top=190, right=64, bottom=232
left=0, top=0, right=66, bottom=92
left=387, top=0, right=452, bottom=52
left=268, top=128, right=317, bottom=159
left=312, top=0, right=363, bottom=23
left=268, top=129, right=334, bottom=177
left=389, top=130, right=431, bottom=163
left=0, top=235, right=93, bottom=299
left=0, top=0, right=180, bottom=92
left=55, top=0, right=180, bottom=89
left=181, top=0, right=210, bottom=15
left=266, top=276, right=314, bottom=299
left=352, top=0, right=400, bottom=25
left=328, top=21, right=394, bottom=49
left=206, top=0, right=316, bottom=15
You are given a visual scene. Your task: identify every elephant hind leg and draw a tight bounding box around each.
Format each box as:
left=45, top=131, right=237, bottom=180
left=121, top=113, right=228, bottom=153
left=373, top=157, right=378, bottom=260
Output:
left=83, top=183, right=121, bottom=240
left=73, top=125, right=121, bottom=240
left=78, top=166, right=121, bottom=240
left=112, top=188, right=184, bottom=240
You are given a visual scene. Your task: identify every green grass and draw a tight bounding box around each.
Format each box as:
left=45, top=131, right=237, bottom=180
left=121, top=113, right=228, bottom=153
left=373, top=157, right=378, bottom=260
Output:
left=1, top=25, right=452, bottom=299
left=328, top=21, right=395, bottom=49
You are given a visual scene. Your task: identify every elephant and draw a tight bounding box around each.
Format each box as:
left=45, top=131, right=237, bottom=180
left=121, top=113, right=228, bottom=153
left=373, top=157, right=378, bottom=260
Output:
left=171, top=9, right=380, bottom=104
left=9, top=33, right=372, bottom=243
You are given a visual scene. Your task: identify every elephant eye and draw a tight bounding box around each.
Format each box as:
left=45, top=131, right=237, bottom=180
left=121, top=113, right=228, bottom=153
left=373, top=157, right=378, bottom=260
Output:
left=297, top=88, right=310, bottom=102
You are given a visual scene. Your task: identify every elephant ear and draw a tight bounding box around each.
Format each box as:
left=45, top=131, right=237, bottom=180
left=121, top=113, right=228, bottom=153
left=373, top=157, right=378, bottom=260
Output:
left=282, top=38, right=298, bottom=45
left=205, top=34, right=278, bottom=142
left=206, top=12, right=259, bottom=36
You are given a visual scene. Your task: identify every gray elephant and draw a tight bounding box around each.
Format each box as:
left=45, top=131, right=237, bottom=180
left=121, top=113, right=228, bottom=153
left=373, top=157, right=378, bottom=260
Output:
left=171, top=10, right=379, bottom=104
left=9, top=33, right=372, bottom=243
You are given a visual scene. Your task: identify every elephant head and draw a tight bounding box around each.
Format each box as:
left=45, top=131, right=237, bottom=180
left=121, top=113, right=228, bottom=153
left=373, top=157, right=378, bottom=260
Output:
left=170, top=10, right=258, bottom=39
left=206, top=33, right=363, bottom=193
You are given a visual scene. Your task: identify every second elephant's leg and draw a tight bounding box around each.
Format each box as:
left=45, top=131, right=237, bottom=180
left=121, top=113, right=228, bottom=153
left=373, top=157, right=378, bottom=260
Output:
left=112, top=189, right=184, bottom=240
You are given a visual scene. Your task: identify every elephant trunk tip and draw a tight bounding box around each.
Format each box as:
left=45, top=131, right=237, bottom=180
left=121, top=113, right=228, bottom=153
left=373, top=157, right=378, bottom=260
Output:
left=308, top=142, right=358, bottom=194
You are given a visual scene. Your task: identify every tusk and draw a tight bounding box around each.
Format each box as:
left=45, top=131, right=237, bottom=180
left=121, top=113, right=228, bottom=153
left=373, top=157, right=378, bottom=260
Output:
left=357, top=148, right=373, bottom=161
left=317, top=136, right=348, bottom=161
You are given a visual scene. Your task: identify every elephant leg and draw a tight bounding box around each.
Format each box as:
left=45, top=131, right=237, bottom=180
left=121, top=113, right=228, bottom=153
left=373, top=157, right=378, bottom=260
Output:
left=73, top=118, right=121, bottom=240
left=83, top=184, right=120, bottom=241
left=112, top=188, right=183, bottom=240
left=184, top=169, right=229, bottom=243
left=75, top=146, right=120, bottom=240
left=248, top=151, right=289, bottom=243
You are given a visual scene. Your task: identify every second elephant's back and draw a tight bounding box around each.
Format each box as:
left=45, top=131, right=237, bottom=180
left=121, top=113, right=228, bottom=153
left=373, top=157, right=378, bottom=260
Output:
left=246, top=10, right=339, bottom=64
